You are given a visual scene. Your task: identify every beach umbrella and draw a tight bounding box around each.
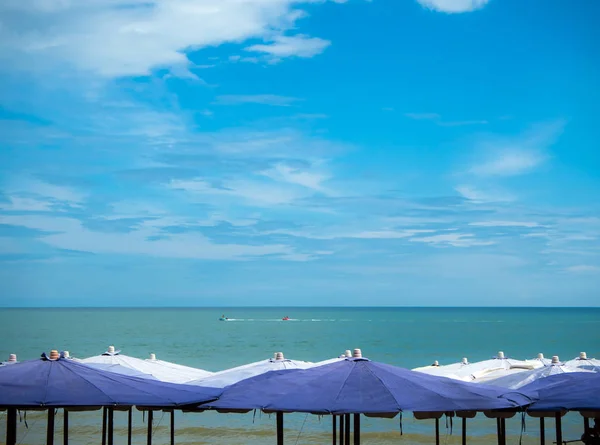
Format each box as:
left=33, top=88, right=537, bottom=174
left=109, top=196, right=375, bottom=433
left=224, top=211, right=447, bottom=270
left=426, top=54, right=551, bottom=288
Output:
left=202, top=349, right=532, bottom=445
left=524, top=353, right=552, bottom=367
left=415, top=352, right=538, bottom=382
left=81, top=345, right=213, bottom=383
left=565, top=352, right=600, bottom=372
left=188, top=352, right=312, bottom=388
left=476, top=356, right=595, bottom=389
left=0, top=350, right=221, bottom=445
left=514, top=373, right=600, bottom=445
left=309, top=350, right=352, bottom=368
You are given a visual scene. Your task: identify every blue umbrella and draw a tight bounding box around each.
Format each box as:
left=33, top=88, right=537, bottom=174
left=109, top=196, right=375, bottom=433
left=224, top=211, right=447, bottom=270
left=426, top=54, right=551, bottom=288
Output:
left=0, top=351, right=221, bottom=445
left=202, top=353, right=532, bottom=445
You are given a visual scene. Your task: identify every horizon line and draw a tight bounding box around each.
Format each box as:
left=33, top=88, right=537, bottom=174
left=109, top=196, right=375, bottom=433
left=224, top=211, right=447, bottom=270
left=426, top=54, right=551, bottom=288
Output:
left=1, top=306, right=599, bottom=309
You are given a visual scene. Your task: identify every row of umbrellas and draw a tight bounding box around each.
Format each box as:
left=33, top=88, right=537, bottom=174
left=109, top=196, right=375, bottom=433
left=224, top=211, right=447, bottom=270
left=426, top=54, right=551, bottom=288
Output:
left=1, top=348, right=599, bottom=445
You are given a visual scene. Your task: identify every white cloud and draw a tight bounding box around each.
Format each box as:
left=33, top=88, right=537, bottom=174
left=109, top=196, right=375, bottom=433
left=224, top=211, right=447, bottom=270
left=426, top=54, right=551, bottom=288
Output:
left=455, top=185, right=513, bottom=203
left=566, top=265, right=600, bottom=274
left=468, top=120, right=565, bottom=177
left=0, top=0, right=335, bottom=79
left=213, top=95, right=301, bottom=107
left=470, top=221, right=541, bottom=228
left=245, top=35, right=331, bottom=59
left=0, top=196, right=53, bottom=212
left=262, top=164, right=329, bottom=192
left=2, top=179, right=86, bottom=211
left=0, top=214, right=298, bottom=261
left=416, top=0, right=490, bottom=13
left=410, top=233, right=495, bottom=247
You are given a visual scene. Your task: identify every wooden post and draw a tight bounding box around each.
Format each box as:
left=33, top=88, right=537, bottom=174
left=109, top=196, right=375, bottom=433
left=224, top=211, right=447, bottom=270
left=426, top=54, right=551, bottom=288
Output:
left=6, top=408, right=17, bottom=445
left=339, top=414, right=344, bottom=445
left=353, top=414, right=360, bottom=445
left=147, top=410, right=153, bottom=445
left=63, top=410, right=69, bottom=445
left=47, top=408, right=55, bottom=445
left=332, top=415, right=337, bottom=445
left=107, top=408, right=114, bottom=445
left=170, top=411, right=175, bottom=445
left=555, top=413, right=562, bottom=445
left=101, top=407, right=107, bottom=445
left=127, top=408, right=133, bottom=445
left=435, top=418, right=440, bottom=445
left=276, top=412, right=284, bottom=445
left=461, top=417, right=466, bottom=445
left=539, top=417, right=545, bottom=445
left=345, top=414, right=350, bottom=445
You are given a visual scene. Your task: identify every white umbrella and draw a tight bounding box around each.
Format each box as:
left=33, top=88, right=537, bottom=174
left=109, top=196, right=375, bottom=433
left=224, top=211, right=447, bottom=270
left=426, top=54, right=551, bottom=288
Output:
left=414, top=352, right=536, bottom=382
left=475, top=355, right=595, bottom=389
left=188, top=352, right=313, bottom=388
left=523, top=352, right=552, bottom=367
left=565, top=352, right=600, bottom=372
left=0, top=354, right=18, bottom=366
left=309, top=350, right=352, bottom=368
left=80, top=345, right=213, bottom=383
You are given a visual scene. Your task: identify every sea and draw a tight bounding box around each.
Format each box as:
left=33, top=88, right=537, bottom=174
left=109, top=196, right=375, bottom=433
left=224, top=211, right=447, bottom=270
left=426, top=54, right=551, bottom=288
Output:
left=0, top=307, right=599, bottom=445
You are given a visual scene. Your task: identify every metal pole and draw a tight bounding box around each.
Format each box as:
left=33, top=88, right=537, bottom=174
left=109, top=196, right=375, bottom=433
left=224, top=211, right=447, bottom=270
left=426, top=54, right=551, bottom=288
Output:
left=339, top=414, right=344, bottom=445
left=6, top=408, right=17, bottom=445
left=47, top=408, right=55, bottom=445
left=540, top=417, right=545, bottom=445
left=170, top=411, right=175, bottom=445
left=500, top=418, right=506, bottom=445
left=555, top=413, right=562, bottom=445
left=63, top=410, right=68, bottom=445
left=128, top=408, right=133, bottom=445
left=107, top=408, right=114, bottom=445
left=435, top=418, right=440, bottom=445
left=147, top=410, right=154, bottom=445
left=584, top=417, right=590, bottom=435
left=332, top=415, right=337, bottom=445
left=496, top=418, right=501, bottom=445
left=461, top=417, right=466, bottom=445
left=276, top=412, right=284, bottom=445
left=345, top=414, right=350, bottom=445
left=101, top=407, right=107, bottom=445
left=353, top=414, right=360, bottom=445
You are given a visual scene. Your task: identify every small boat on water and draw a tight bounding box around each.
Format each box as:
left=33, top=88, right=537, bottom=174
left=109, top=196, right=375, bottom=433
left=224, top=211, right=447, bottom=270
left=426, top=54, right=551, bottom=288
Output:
left=282, top=316, right=290, bottom=321
left=219, top=314, right=229, bottom=321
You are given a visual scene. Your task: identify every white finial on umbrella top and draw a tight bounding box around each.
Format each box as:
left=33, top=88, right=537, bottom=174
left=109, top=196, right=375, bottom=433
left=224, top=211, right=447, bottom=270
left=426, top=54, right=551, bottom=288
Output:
left=8, top=354, right=17, bottom=362
left=149, top=353, right=157, bottom=360
left=352, top=349, right=362, bottom=358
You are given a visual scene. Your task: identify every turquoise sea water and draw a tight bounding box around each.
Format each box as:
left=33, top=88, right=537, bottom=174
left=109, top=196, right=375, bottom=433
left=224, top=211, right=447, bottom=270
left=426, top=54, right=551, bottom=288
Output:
left=1, top=307, right=599, bottom=444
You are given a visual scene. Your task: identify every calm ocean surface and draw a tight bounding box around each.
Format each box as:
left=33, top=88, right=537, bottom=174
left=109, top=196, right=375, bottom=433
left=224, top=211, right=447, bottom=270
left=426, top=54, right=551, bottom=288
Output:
left=1, top=307, right=599, bottom=444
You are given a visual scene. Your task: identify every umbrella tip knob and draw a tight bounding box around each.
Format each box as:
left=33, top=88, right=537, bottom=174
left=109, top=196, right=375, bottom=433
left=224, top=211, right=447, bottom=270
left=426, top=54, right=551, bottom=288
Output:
left=108, top=345, right=115, bottom=353
left=551, top=355, right=560, bottom=364
left=8, top=353, right=17, bottom=362
left=149, top=353, right=156, bottom=360
left=49, top=350, right=60, bottom=360
left=497, top=351, right=505, bottom=359
left=274, top=352, right=284, bottom=360
left=344, top=350, right=352, bottom=357
left=580, top=352, right=587, bottom=360
left=352, top=348, right=362, bottom=358
left=63, top=351, right=70, bottom=358
left=432, top=360, right=439, bottom=366
left=462, top=357, right=468, bottom=364
left=537, top=353, right=544, bottom=359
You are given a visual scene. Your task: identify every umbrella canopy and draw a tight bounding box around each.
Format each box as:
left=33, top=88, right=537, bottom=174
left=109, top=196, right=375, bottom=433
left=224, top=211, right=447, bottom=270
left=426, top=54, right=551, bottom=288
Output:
left=524, top=353, right=552, bottom=367
left=189, top=352, right=312, bottom=388
left=475, top=356, right=595, bottom=389
left=80, top=346, right=213, bottom=383
left=413, top=352, right=537, bottom=382
left=202, top=351, right=533, bottom=414
left=516, top=372, right=600, bottom=411
left=0, top=351, right=221, bottom=408
left=309, top=350, right=352, bottom=368
left=565, top=352, right=600, bottom=372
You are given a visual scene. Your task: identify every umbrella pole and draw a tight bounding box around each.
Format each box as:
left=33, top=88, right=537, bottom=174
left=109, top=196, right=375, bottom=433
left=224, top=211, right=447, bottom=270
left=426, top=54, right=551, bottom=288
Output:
left=107, top=408, right=114, bottom=445
left=332, top=415, right=337, bottom=445
left=461, top=417, right=466, bottom=445
left=353, top=414, right=360, bottom=445
left=555, top=413, right=562, bottom=445
left=339, top=414, right=344, bottom=445
left=435, top=418, right=440, bottom=445
left=501, top=418, right=507, bottom=445
left=127, top=408, right=133, bottom=445
left=539, top=417, right=545, bottom=445
left=170, top=410, right=175, bottom=445
left=584, top=417, right=590, bottom=435
left=496, top=418, right=501, bottom=445
left=102, top=407, right=107, bottom=445
left=345, top=414, right=350, bottom=445
left=276, top=412, right=284, bottom=445
left=6, top=407, right=17, bottom=445
left=47, top=408, right=55, bottom=445
left=63, top=409, right=68, bottom=445
left=147, top=410, right=153, bottom=445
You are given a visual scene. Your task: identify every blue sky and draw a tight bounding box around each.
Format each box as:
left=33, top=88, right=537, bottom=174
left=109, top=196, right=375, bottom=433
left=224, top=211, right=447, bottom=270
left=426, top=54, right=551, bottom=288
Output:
left=0, top=0, right=598, bottom=307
